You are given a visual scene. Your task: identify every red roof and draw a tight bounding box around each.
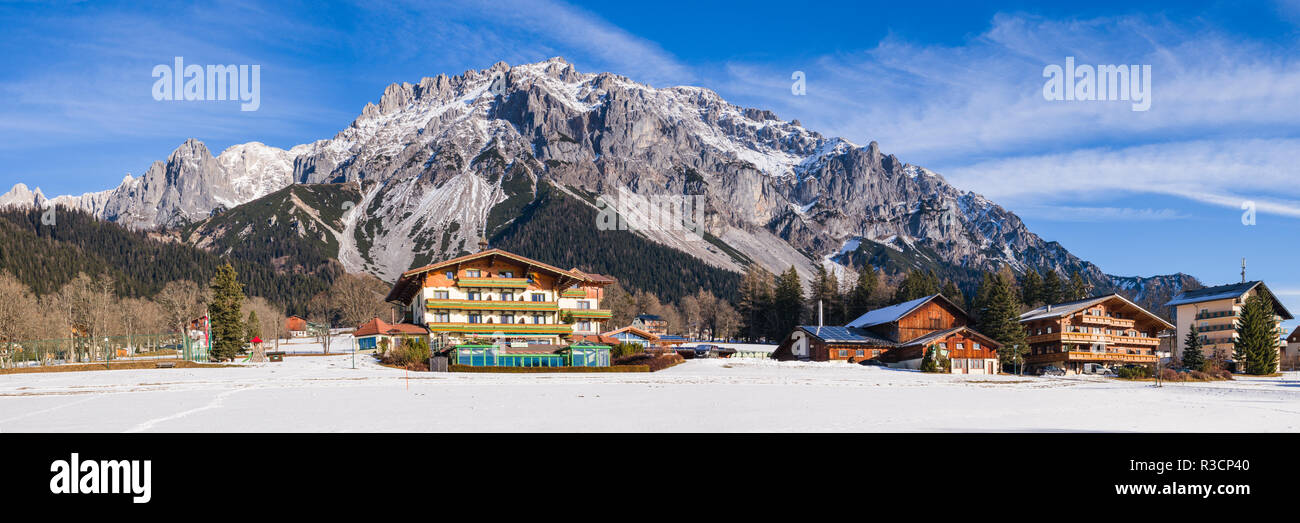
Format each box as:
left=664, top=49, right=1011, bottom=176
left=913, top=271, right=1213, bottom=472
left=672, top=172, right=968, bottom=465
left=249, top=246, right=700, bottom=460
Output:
left=573, top=334, right=618, bottom=345
left=354, top=318, right=429, bottom=337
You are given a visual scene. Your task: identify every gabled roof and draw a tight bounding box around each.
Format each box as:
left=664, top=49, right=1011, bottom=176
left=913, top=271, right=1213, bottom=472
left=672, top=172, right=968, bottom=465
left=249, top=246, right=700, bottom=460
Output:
left=846, top=294, right=967, bottom=329
left=1020, top=293, right=1175, bottom=329
left=603, top=326, right=658, bottom=341
left=899, top=325, right=1002, bottom=349
left=635, top=314, right=664, bottom=322
left=353, top=317, right=429, bottom=337
left=385, top=248, right=600, bottom=304
left=1287, top=326, right=1300, bottom=343
left=797, top=325, right=896, bottom=345
left=1164, top=281, right=1293, bottom=319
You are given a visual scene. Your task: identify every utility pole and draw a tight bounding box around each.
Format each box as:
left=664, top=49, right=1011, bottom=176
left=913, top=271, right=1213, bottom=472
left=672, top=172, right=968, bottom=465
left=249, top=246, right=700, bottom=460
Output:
left=1241, top=257, right=1247, bottom=283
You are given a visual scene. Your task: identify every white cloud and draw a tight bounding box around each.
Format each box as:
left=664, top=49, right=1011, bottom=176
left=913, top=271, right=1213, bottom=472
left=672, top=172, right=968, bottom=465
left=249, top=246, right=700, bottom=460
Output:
left=710, top=13, right=1300, bottom=218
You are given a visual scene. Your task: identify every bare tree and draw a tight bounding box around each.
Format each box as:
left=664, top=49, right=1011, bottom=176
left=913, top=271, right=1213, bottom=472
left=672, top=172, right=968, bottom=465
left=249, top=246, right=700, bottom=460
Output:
left=330, top=273, right=388, bottom=329
left=154, top=280, right=207, bottom=336
left=0, top=272, right=39, bottom=368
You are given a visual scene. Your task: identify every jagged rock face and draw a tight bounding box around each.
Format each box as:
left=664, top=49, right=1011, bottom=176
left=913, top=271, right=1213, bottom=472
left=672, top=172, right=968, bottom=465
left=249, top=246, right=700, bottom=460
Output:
left=0, top=183, right=46, bottom=209
left=39, top=140, right=301, bottom=229
left=13, top=57, right=1179, bottom=293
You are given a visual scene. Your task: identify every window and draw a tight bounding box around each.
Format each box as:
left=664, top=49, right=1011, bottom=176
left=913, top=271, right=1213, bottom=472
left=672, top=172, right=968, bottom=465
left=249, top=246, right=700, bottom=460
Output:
left=956, top=343, right=964, bottom=351
left=467, top=314, right=482, bottom=324
left=501, top=314, right=514, bottom=324
left=499, top=271, right=514, bottom=278
left=930, top=317, right=942, bottom=329
left=856, top=349, right=864, bottom=357
left=577, top=321, right=592, bottom=332
left=431, top=313, right=449, bottom=323
left=577, top=300, right=592, bottom=309
left=973, top=342, right=980, bottom=351
left=501, top=291, right=513, bottom=301
left=467, top=291, right=481, bottom=301
left=531, top=293, right=546, bottom=302
left=445, top=271, right=455, bottom=279
left=433, top=290, right=449, bottom=300
left=939, top=342, right=947, bottom=350
left=533, top=314, right=544, bottom=324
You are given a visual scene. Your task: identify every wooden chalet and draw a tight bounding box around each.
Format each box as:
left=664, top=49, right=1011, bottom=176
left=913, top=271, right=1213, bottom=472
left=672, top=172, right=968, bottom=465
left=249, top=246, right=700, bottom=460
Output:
left=773, top=294, right=1002, bottom=374
left=383, top=246, right=614, bottom=346
left=1019, top=294, right=1174, bottom=374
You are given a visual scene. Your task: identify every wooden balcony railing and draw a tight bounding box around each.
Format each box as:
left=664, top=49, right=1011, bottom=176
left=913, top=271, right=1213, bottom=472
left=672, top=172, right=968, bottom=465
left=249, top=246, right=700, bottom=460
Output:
left=427, top=299, right=558, bottom=312
left=455, top=277, right=531, bottom=289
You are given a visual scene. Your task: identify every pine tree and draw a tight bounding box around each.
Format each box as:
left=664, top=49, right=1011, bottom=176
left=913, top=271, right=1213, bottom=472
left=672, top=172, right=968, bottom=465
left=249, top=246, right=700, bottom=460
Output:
left=1235, top=290, right=1279, bottom=375
left=737, top=264, right=775, bottom=341
left=1067, top=271, right=1090, bottom=301
left=1181, top=326, right=1205, bottom=371
left=1041, top=270, right=1064, bottom=305
left=807, top=265, right=843, bottom=325
left=771, top=266, right=805, bottom=341
left=941, top=281, right=965, bottom=308
left=975, top=270, right=1028, bottom=373
left=245, top=310, right=262, bottom=340
left=1020, top=270, right=1043, bottom=306
left=207, top=263, right=246, bottom=362
left=892, top=270, right=940, bottom=303
left=847, top=267, right=878, bottom=321
left=920, top=346, right=938, bottom=372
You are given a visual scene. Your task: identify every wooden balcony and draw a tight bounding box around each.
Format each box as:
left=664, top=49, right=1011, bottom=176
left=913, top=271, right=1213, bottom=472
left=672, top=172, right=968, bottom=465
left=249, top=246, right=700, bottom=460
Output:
left=455, top=277, right=530, bottom=289
left=560, top=288, right=588, bottom=298
left=562, top=308, right=612, bottom=319
left=1027, top=331, right=1160, bottom=347
left=1077, top=315, right=1135, bottom=328
left=1026, top=351, right=1157, bottom=364
left=426, top=299, right=558, bottom=312
left=424, top=322, right=572, bottom=335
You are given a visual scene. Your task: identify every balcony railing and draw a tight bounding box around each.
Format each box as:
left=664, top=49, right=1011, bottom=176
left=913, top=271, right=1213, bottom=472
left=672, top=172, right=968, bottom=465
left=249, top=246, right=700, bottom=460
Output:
left=455, top=277, right=530, bottom=289
left=1027, top=331, right=1160, bottom=346
left=426, top=299, right=558, bottom=311
left=1195, top=310, right=1236, bottom=320
left=1077, top=315, right=1135, bottom=328
left=560, top=288, right=588, bottom=298
left=562, top=308, right=612, bottom=319
left=424, top=322, right=573, bottom=335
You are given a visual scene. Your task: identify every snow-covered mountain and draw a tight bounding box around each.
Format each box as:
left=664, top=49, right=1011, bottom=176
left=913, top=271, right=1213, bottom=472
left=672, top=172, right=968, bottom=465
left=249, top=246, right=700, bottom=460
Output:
left=6, top=57, right=1193, bottom=304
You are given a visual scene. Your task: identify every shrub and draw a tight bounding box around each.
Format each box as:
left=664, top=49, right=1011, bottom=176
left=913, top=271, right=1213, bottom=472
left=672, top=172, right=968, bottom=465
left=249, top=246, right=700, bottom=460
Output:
left=610, top=342, right=644, bottom=360
left=380, top=337, right=431, bottom=370
left=1158, top=368, right=1184, bottom=382
left=1116, top=366, right=1151, bottom=380
left=1189, top=370, right=1210, bottom=381
left=613, top=352, right=683, bottom=372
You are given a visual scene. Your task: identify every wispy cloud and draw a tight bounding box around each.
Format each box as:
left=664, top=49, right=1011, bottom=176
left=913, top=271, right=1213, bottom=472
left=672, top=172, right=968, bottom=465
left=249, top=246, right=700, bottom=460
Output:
left=710, top=13, right=1300, bottom=217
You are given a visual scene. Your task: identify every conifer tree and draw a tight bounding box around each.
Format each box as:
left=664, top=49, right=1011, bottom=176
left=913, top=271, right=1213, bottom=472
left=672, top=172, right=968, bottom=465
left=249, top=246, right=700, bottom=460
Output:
left=1067, top=271, right=1090, bottom=301
left=892, top=270, right=940, bottom=303
left=920, top=346, right=938, bottom=373
left=207, top=263, right=246, bottom=361
left=1041, top=270, right=1064, bottom=305
left=1020, top=270, right=1043, bottom=306
left=1181, top=326, right=1205, bottom=371
left=847, top=267, right=878, bottom=321
left=737, top=264, right=775, bottom=342
left=245, top=310, right=262, bottom=340
left=771, top=266, right=805, bottom=341
left=941, top=281, right=965, bottom=308
left=975, top=270, right=1028, bottom=373
left=1235, top=290, right=1279, bottom=375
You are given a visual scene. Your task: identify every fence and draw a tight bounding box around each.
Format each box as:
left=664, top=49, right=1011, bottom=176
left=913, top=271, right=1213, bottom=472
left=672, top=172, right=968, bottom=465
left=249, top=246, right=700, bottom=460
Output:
left=0, top=332, right=208, bottom=369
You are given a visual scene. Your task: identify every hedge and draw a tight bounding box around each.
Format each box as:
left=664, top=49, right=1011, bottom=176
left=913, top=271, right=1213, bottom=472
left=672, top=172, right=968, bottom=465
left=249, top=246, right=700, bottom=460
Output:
left=448, top=364, right=651, bottom=373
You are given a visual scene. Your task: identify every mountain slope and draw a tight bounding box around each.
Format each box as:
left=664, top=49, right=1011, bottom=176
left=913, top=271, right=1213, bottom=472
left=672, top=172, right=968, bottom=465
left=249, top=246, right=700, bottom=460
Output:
left=8, top=58, right=1196, bottom=312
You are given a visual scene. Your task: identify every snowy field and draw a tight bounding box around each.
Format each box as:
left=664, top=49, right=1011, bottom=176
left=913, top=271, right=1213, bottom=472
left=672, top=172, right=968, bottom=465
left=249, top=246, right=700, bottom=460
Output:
left=1, top=336, right=1298, bottom=432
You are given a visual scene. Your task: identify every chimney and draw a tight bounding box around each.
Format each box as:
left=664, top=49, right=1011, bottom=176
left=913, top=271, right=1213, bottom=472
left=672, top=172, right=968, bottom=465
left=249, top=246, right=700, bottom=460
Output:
left=818, top=299, right=824, bottom=328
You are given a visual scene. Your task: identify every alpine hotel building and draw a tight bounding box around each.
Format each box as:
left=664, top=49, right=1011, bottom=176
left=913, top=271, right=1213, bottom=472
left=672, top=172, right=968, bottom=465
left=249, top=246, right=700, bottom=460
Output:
left=383, top=248, right=615, bottom=346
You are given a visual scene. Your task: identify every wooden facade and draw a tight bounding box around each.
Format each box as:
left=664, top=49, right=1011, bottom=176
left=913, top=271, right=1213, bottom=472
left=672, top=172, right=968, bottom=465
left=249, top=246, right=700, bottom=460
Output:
left=1020, top=294, right=1173, bottom=374
left=775, top=294, right=1001, bottom=374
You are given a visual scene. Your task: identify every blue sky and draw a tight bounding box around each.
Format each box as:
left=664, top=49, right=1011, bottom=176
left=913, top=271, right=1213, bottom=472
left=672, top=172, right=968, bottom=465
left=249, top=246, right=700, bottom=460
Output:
left=2, top=0, right=1300, bottom=326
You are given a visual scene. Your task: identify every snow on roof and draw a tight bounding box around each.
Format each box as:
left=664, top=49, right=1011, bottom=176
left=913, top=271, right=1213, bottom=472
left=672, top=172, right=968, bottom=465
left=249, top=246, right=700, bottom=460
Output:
left=1020, top=294, right=1174, bottom=328
left=846, top=294, right=943, bottom=328
left=799, top=326, right=895, bottom=345
left=1164, top=281, right=1293, bottom=319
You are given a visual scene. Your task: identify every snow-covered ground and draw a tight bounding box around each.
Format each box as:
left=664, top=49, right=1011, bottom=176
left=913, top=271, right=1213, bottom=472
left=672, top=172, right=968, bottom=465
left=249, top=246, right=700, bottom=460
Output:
left=1, top=337, right=1297, bottom=432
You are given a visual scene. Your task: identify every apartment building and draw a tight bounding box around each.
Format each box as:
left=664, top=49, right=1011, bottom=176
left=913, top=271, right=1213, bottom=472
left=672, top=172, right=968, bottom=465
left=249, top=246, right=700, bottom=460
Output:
left=1164, top=281, right=1292, bottom=369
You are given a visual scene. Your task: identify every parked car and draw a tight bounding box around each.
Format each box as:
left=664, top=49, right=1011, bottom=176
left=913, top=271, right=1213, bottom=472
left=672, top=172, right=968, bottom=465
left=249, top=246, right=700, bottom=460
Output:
left=1037, top=365, right=1066, bottom=376
left=858, top=359, right=887, bottom=367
